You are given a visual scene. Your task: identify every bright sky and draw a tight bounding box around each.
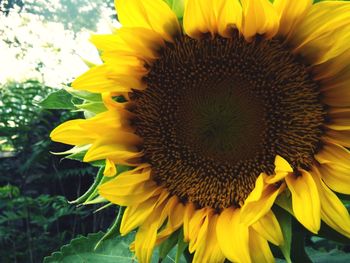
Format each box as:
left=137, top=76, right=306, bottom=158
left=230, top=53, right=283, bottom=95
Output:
left=0, top=6, right=120, bottom=88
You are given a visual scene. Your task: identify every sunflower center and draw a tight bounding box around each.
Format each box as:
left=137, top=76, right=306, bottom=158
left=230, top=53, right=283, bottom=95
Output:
left=129, top=33, right=326, bottom=210
left=177, top=75, right=265, bottom=162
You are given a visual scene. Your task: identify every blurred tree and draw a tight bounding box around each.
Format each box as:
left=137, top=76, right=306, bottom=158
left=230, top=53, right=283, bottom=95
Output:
left=0, top=0, right=24, bottom=15
left=0, top=80, right=115, bottom=262
left=0, top=0, right=115, bottom=32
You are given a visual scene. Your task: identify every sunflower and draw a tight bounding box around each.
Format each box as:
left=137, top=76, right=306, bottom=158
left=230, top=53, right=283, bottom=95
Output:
left=51, top=0, right=350, bottom=262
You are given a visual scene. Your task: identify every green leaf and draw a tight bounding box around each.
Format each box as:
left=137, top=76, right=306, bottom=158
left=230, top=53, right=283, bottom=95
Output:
left=43, top=232, right=137, bottom=263
left=39, top=89, right=76, bottom=110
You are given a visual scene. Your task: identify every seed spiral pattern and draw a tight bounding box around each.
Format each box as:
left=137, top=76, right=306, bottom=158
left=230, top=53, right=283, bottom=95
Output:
left=129, top=32, right=326, bottom=210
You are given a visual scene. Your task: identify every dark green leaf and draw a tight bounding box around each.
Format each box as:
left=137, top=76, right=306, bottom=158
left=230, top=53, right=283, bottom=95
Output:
left=44, top=232, right=137, bottom=263
left=306, top=248, right=350, bottom=263
left=318, top=222, right=350, bottom=245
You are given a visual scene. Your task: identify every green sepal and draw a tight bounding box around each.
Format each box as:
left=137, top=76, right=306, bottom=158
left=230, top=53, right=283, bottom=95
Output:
left=76, top=101, right=107, bottom=114
left=94, top=202, right=114, bottom=213
left=95, top=207, right=126, bottom=250
left=275, top=190, right=293, bottom=215
left=66, top=150, right=88, bottom=162
left=66, top=87, right=102, bottom=102
left=164, top=0, right=184, bottom=19
left=51, top=145, right=89, bottom=162
left=272, top=205, right=292, bottom=263
left=82, top=174, right=114, bottom=205
left=82, top=165, right=131, bottom=205
left=91, top=160, right=106, bottom=167
left=39, top=89, right=76, bottom=110
left=83, top=195, right=108, bottom=205
left=69, top=167, right=104, bottom=204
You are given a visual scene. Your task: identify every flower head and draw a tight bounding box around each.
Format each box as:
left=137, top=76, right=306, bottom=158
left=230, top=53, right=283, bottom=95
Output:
left=51, top=0, right=350, bottom=262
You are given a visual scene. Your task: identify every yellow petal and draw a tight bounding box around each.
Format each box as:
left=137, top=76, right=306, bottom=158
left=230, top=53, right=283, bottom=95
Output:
left=51, top=108, right=132, bottom=146
left=72, top=65, right=130, bottom=94
left=285, top=170, right=321, bottom=233
left=326, top=108, right=350, bottom=131
left=315, top=140, right=350, bottom=167
left=183, top=0, right=242, bottom=38
left=103, top=158, right=117, bottom=177
left=252, top=210, right=284, bottom=246
left=240, top=174, right=284, bottom=226
left=120, top=195, right=160, bottom=235
left=313, top=49, right=350, bottom=81
left=99, top=181, right=159, bottom=206
left=265, top=155, right=293, bottom=184
left=274, top=0, right=312, bottom=38
left=188, top=207, right=209, bottom=252
left=321, top=80, right=350, bottom=107
left=191, top=211, right=210, bottom=257
left=318, top=163, right=350, bottom=195
left=72, top=61, right=147, bottom=93
left=84, top=136, right=142, bottom=164
left=216, top=0, right=242, bottom=38
left=183, top=202, right=195, bottom=241
left=115, top=0, right=180, bottom=42
left=312, top=168, right=350, bottom=238
left=99, top=176, right=160, bottom=206
left=135, top=200, right=168, bottom=263
left=241, top=0, right=279, bottom=40
left=216, top=208, right=251, bottom=263
left=90, top=27, right=164, bottom=63
left=249, top=228, right=275, bottom=263
left=155, top=199, right=185, bottom=245
left=50, top=119, right=96, bottom=145
left=107, top=164, right=151, bottom=184
left=290, top=1, right=350, bottom=65
left=120, top=190, right=169, bottom=235
left=193, top=213, right=225, bottom=263
left=324, top=130, right=350, bottom=148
